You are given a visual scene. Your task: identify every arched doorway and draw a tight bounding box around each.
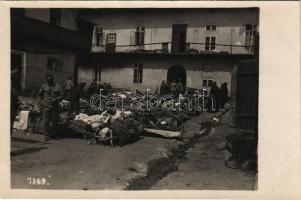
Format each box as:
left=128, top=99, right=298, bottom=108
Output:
left=167, top=65, right=186, bottom=87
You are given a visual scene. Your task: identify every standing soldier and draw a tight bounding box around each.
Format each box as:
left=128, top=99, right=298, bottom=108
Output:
left=160, top=81, right=167, bottom=96
left=70, top=82, right=86, bottom=115
left=63, top=76, right=73, bottom=97
left=38, top=73, right=63, bottom=141
left=170, top=80, right=177, bottom=97
left=210, top=82, right=220, bottom=112
left=176, top=79, right=184, bottom=96
left=219, top=82, right=228, bottom=109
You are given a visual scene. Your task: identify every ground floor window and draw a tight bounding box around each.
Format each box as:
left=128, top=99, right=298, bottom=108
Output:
left=133, top=64, right=143, bottom=84
left=47, top=57, right=63, bottom=72
left=203, top=79, right=214, bottom=87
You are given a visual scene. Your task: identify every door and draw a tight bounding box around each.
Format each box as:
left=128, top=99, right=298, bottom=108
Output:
left=235, top=60, right=259, bottom=131
left=172, top=24, right=187, bottom=53
left=106, top=33, right=116, bottom=53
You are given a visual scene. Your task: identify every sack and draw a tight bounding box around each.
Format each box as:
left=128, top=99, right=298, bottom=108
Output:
left=109, top=119, right=139, bottom=146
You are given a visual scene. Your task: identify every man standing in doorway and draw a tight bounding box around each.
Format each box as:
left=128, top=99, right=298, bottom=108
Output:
left=38, top=73, right=63, bottom=141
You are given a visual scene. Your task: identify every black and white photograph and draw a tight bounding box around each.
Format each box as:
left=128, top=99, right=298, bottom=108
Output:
left=9, top=6, right=260, bottom=190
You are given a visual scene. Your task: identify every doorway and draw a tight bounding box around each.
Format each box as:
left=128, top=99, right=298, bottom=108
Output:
left=167, top=65, right=186, bottom=87
left=172, top=24, right=187, bottom=53
left=11, top=51, right=25, bottom=92
left=106, top=33, right=116, bottom=53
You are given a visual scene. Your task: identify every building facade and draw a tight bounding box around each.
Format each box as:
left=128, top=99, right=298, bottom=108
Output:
left=77, top=8, right=259, bottom=93
left=11, top=8, right=90, bottom=94
left=11, top=8, right=259, bottom=95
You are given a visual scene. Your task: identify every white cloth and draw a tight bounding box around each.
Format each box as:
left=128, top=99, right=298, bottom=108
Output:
left=74, top=112, right=110, bottom=129
left=13, top=110, right=30, bottom=130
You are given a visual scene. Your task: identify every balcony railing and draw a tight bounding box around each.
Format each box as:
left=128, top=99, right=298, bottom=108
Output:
left=91, top=42, right=255, bottom=55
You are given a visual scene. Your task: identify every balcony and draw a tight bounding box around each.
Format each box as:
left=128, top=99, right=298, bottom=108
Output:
left=11, top=17, right=91, bottom=50
left=91, top=42, right=255, bottom=55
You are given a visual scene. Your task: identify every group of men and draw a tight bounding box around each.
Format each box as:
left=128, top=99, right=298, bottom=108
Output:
left=88, top=79, right=112, bottom=96
left=160, top=79, right=184, bottom=97
left=159, top=78, right=229, bottom=113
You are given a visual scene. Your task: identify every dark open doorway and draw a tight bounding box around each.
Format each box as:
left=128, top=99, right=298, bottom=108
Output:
left=11, top=52, right=23, bottom=92
left=172, top=24, right=187, bottom=53
left=167, top=65, right=186, bottom=87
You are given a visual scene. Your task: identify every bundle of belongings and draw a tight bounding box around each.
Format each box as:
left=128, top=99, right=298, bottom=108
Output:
left=18, top=96, right=41, bottom=113
left=68, top=89, right=205, bottom=146
left=13, top=110, right=30, bottom=130
left=69, top=109, right=140, bottom=146
left=13, top=97, right=41, bottom=131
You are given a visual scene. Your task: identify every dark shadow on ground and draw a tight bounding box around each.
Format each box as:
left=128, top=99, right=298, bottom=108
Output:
left=11, top=137, right=43, bottom=144
left=11, top=147, right=47, bottom=157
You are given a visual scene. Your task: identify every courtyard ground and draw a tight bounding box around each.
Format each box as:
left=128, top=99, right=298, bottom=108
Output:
left=11, top=110, right=257, bottom=190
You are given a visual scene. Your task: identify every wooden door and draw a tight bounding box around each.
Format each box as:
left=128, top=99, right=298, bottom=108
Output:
left=172, top=24, right=187, bottom=53
left=235, top=60, right=259, bottom=131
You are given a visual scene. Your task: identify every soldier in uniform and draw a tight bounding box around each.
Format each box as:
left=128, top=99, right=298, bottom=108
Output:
left=38, top=73, right=63, bottom=141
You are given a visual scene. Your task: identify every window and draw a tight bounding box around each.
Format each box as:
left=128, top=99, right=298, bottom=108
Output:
left=205, top=36, right=216, bottom=50
left=107, top=33, right=116, bottom=43
left=205, top=25, right=216, bottom=31
left=203, top=79, right=214, bottom=87
left=49, top=9, right=61, bottom=26
left=135, top=26, right=145, bottom=46
left=133, top=64, right=143, bottom=84
left=245, top=24, right=257, bottom=51
left=94, top=64, right=101, bottom=81
left=94, top=26, right=104, bottom=46
left=162, top=43, right=169, bottom=53
left=47, top=57, right=63, bottom=72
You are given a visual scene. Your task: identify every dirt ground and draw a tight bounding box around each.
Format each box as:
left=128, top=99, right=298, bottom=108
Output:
left=11, top=111, right=257, bottom=190
left=151, top=111, right=257, bottom=190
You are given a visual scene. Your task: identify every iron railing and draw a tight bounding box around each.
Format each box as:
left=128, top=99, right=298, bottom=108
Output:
left=91, top=42, right=255, bottom=54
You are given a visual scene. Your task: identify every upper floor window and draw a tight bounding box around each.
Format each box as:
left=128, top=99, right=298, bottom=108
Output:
left=205, top=25, right=216, bottom=31
left=133, top=64, right=143, bottom=84
left=94, top=26, right=104, bottom=46
left=205, top=36, right=216, bottom=50
left=49, top=9, right=61, bottom=26
left=245, top=24, right=257, bottom=50
left=135, top=26, right=145, bottom=46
